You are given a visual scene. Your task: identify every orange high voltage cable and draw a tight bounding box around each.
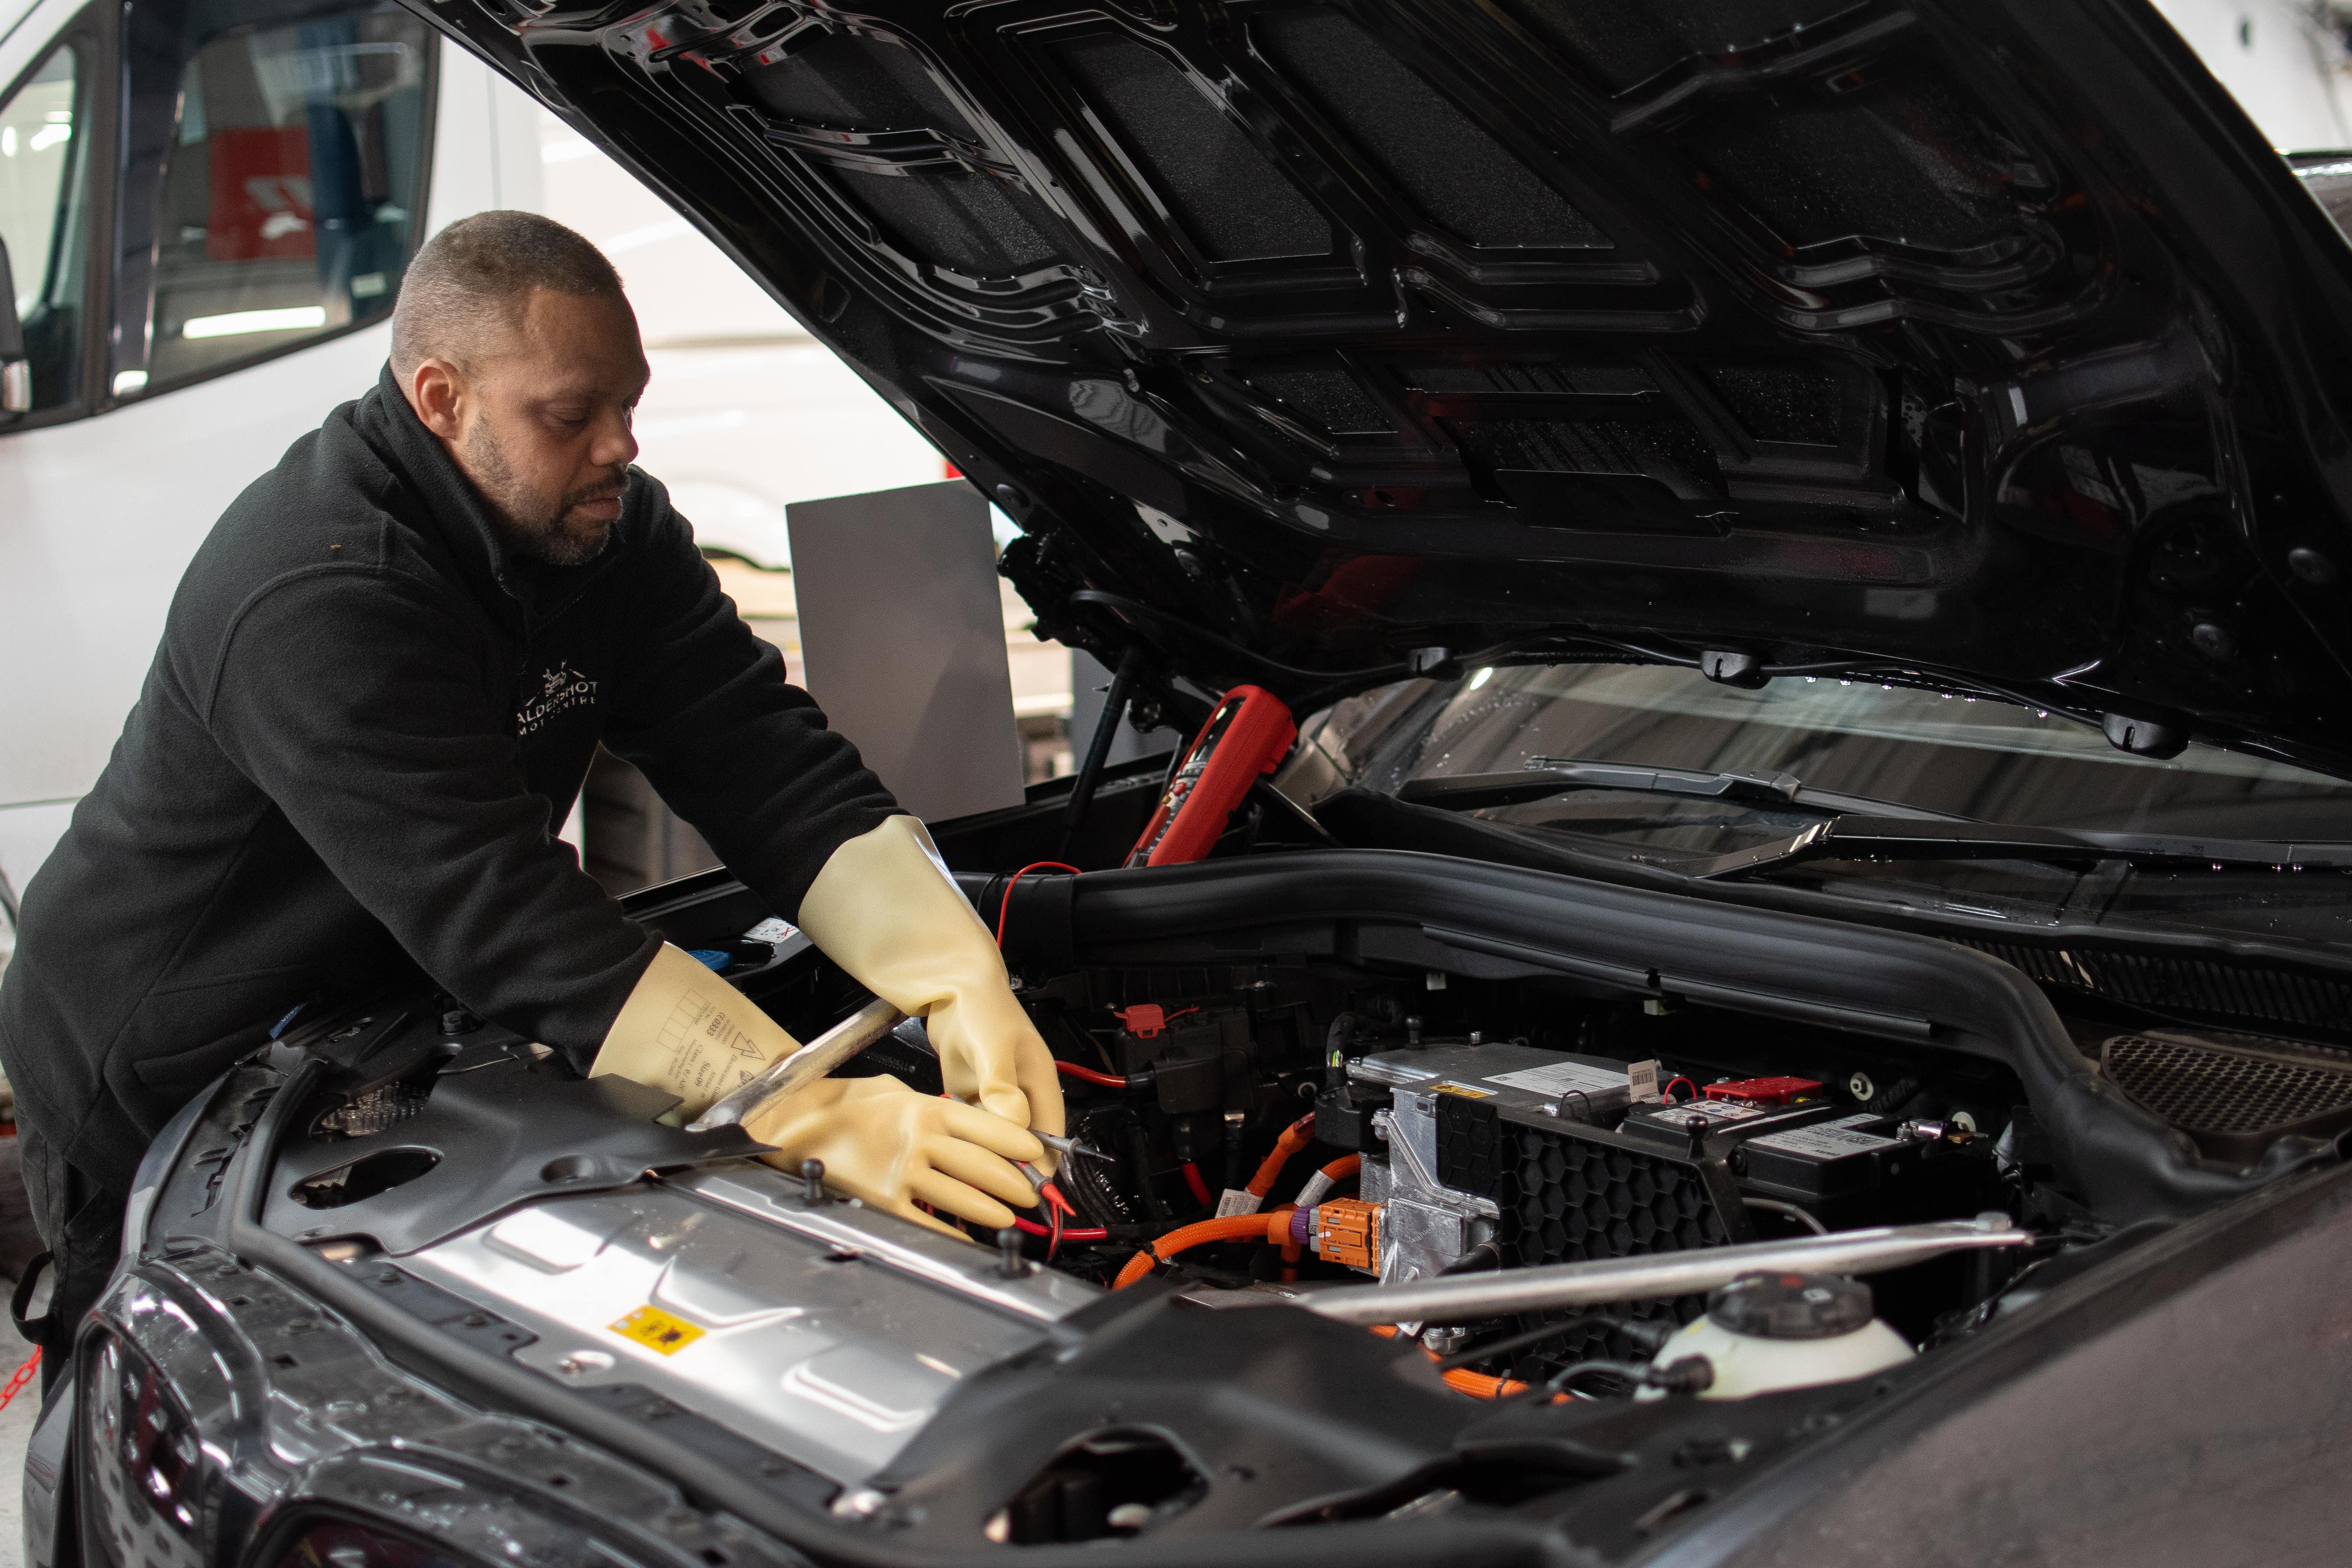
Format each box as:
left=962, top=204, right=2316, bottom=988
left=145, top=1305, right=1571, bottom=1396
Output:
left=1112, top=1207, right=1295, bottom=1289
left=1367, top=1324, right=1532, bottom=1399
left=1245, top=1114, right=1318, bottom=1202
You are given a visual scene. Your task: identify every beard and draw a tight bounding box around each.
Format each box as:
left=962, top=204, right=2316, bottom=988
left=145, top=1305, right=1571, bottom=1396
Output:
left=463, top=416, right=625, bottom=568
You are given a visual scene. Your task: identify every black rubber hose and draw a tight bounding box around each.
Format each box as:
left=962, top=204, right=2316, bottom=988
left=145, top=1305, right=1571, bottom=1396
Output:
left=1541, top=1356, right=1711, bottom=1399
left=1866, top=1075, right=1924, bottom=1115
left=1223, top=1110, right=1249, bottom=1193
left=1060, top=1109, right=1139, bottom=1229
left=1431, top=1313, right=1621, bottom=1373
left=1437, top=1241, right=1501, bottom=1276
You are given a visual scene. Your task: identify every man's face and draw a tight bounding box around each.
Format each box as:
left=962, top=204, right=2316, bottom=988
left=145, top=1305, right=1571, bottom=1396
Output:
left=407, top=287, right=650, bottom=566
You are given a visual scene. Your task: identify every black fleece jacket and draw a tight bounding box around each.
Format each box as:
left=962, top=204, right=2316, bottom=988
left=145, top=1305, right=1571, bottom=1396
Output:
left=0, top=367, right=898, bottom=1197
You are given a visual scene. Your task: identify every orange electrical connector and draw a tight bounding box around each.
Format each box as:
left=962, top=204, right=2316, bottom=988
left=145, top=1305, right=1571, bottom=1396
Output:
left=1313, top=1198, right=1380, bottom=1271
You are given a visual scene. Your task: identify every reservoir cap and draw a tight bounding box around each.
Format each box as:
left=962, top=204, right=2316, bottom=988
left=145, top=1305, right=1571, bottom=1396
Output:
left=1708, top=1271, right=1873, bottom=1340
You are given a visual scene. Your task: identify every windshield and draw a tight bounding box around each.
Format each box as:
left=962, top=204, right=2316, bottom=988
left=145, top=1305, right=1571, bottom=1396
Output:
left=1292, top=663, right=2352, bottom=944
left=1326, top=663, right=2349, bottom=836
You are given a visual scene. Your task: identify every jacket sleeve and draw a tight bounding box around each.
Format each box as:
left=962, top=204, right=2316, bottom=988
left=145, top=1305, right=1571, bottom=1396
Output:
left=203, top=568, right=660, bottom=1058
left=597, top=483, right=901, bottom=922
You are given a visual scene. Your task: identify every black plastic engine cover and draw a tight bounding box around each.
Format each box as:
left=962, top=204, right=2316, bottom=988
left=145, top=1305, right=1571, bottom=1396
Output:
left=261, top=1054, right=771, bottom=1255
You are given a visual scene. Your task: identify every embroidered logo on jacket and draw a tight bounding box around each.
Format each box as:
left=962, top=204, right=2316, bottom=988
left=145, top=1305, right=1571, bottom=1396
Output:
left=519, top=661, right=598, bottom=737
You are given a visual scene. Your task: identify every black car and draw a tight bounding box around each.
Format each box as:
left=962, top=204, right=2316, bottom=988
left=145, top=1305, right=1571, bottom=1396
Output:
left=32, top=2, right=2352, bottom=1565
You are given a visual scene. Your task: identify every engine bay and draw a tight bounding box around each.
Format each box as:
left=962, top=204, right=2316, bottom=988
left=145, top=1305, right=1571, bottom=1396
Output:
left=112, top=845, right=2352, bottom=1561
left=995, top=958, right=2027, bottom=1363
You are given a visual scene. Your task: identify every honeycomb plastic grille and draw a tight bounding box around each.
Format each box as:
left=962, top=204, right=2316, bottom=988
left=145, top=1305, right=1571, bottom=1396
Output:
left=2103, top=1035, right=2352, bottom=1134
left=1968, top=940, right=2352, bottom=1040
left=1437, top=1096, right=1730, bottom=1381
left=1495, top=1129, right=1728, bottom=1263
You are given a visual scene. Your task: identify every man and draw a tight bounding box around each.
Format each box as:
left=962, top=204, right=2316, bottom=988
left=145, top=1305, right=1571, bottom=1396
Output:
left=0, top=212, right=1061, bottom=1375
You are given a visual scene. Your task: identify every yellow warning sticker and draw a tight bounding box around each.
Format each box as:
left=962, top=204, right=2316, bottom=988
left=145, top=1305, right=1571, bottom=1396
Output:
left=1434, top=1082, right=1495, bottom=1099
left=609, top=1305, right=704, bottom=1355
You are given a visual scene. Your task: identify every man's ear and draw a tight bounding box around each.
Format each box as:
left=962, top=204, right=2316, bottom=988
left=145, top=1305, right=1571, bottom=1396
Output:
left=406, top=356, right=468, bottom=441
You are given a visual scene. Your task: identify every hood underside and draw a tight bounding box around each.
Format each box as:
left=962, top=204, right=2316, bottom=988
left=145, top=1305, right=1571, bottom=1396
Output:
left=427, top=0, right=2352, bottom=771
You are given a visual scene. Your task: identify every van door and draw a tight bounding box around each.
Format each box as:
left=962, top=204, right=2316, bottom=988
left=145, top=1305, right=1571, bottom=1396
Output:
left=0, top=0, right=536, bottom=913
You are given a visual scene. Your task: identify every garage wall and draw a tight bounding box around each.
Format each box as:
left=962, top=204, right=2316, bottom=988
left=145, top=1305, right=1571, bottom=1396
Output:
left=2152, top=0, right=2352, bottom=150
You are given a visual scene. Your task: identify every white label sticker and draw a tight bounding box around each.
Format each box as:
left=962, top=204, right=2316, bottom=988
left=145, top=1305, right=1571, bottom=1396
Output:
left=1216, top=1188, right=1262, bottom=1218
left=1748, top=1116, right=1900, bottom=1160
left=1627, top=1060, right=1661, bottom=1103
left=742, top=917, right=798, bottom=944
left=1638, top=1099, right=1768, bottom=1125
left=1484, top=1060, right=1626, bottom=1097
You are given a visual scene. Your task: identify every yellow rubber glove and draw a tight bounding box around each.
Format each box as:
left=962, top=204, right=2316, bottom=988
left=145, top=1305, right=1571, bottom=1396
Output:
left=590, top=942, right=803, bottom=1116
left=746, top=1076, right=1045, bottom=1238
left=796, top=816, right=1065, bottom=1147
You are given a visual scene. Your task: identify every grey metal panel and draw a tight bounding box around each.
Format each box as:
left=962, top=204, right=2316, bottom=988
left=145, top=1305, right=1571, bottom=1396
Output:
left=400, top=1169, right=1091, bottom=1486
left=785, top=481, right=1024, bottom=823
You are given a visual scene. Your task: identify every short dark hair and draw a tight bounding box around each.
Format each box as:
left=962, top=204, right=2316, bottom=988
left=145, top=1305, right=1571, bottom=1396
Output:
left=390, top=211, right=628, bottom=376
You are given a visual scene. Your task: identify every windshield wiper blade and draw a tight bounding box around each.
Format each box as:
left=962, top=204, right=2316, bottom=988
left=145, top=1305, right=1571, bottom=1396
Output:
left=1399, top=762, right=1803, bottom=810
left=1684, top=817, right=2352, bottom=880
left=1396, top=772, right=2352, bottom=873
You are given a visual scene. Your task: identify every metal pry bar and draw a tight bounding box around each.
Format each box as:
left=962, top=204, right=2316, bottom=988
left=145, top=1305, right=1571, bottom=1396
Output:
left=686, top=997, right=906, bottom=1133
left=1301, top=1215, right=2033, bottom=1326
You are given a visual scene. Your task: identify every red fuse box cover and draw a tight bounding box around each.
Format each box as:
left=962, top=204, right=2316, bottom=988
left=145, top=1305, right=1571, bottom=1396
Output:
left=1704, top=1075, right=1823, bottom=1106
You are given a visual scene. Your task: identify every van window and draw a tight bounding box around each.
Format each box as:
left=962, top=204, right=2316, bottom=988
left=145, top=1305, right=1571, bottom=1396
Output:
left=142, top=6, right=433, bottom=388
left=0, top=41, right=95, bottom=415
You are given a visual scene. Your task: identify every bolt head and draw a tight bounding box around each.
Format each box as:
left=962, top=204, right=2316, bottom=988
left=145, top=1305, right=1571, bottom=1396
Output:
left=2189, top=621, right=2236, bottom=659
left=2290, top=546, right=2339, bottom=586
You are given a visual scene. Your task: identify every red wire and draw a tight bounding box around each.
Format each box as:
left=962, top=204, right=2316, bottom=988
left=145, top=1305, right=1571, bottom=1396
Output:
left=1013, top=1216, right=1107, bottom=1242
left=996, top=862, right=1081, bottom=946
left=1181, top=1161, right=1214, bottom=1208
left=1663, top=1076, right=1699, bottom=1104
left=1055, top=1061, right=1130, bottom=1088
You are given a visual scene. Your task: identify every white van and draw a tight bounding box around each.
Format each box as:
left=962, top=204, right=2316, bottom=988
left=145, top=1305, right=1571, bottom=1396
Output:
left=0, top=0, right=543, bottom=920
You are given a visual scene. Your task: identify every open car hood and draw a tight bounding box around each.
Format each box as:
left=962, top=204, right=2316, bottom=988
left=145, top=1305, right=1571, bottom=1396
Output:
left=428, top=0, right=2352, bottom=771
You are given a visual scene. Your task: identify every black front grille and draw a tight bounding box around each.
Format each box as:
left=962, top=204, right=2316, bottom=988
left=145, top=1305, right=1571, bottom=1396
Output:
left=2101, top=1031, right=2352, bottom=1161
left=1966, top=940, right=2352, bottom=1040
left=1437, top=1095, right=1731, bottom=1382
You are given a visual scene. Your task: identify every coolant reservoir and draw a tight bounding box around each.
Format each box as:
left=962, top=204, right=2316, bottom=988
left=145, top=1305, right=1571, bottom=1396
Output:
left=1645, top=1271, right=1912, bottom=1400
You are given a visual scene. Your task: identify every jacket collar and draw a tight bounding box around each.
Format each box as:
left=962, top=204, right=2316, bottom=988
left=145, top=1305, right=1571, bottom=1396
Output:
left=353, top=364, right=630, bottom=629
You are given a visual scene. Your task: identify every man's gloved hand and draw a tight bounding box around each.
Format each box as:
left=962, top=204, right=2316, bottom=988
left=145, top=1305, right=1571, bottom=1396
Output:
left=747, top=1076, right=1045, bottom=1238
left=797, top=816, right=1066, bottom=1152
left=590, top=942, right=802, bottom=1115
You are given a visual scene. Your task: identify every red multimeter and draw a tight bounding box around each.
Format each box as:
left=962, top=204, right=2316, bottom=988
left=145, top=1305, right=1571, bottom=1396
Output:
left=1127, top=685, right=1298, bottom=867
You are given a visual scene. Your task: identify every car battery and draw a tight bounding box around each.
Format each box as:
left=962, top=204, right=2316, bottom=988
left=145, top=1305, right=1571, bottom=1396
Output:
left=1617, top=1095, right=1847, bottom=1159
left=1730, top=1112, right=1986, bottom=1225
